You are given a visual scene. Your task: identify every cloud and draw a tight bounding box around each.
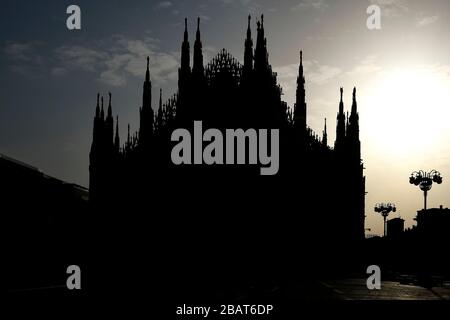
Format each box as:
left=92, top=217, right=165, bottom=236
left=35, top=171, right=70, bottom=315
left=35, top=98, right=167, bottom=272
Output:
left=55, top=45, right=107, bottom=72
left=202, top=45, right=218, bottom=64
left=291, top=0, right=328, bottom=11
left=54, top=35, right=179, bottom=87
left=304, top=60, right=342, bottom=85
left=4, top=42, right=35, bottom=61
left=369, top=0, right=408, bottom=17
left=311, top=98, right=335, bottom=108
left=3, top=41, right=46, bottom=76
left=199, top=14, right=211, bottom=21
left=51, top=67, right=68, bottom=77
left=419, top=63, right=450, bottom=80
left=157, top=1, right=172, bottom=9
left=100, top=53, right=134, bottom=86
left=416, top=15, right=438, bottom=27
left=218, top=0, right=261, bottom=14
left=219, top=0, right=252, bottom=5
left=347, top=55, right=382, bottom=76
left=273, top=64, right=298, bottom=90
left=99, top=69, right=127, bottom=87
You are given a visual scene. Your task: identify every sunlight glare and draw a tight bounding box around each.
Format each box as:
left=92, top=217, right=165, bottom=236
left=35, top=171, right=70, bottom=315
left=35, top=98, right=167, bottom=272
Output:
left=364, top=66, right=450, bottom=160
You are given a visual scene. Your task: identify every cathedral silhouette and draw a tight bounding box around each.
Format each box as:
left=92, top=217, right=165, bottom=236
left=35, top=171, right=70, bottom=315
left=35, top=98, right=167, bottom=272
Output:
left=88, top=15, right=366, bottom=293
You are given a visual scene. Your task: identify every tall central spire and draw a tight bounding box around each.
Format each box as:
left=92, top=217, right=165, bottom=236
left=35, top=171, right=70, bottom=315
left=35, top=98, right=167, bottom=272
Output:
left=95, top=93, right=100, bottom=118
left=322, top=118, right=328, bottom=147
left=145, top=56, right=150, bottom=82
left=294, top=50, right=307, bottom=130
left=143, top=56, right=152, bottom=111
left=348, top=87, right=360, bottom=156
left=195, top=17, right=201, bottom=41
left=107, top=92, right=112, bottom=118
left=351, top=87, right=358, bottom=116
left=105, top=92, right=114, bottom=147
left=139, top=56, right=154, bottom=146
left=247, top=14, right=251, bottom=39
left=184, top=17, right=188, bottom=41
left=114, top=115, right=120, bottom=152
left=300, top=51, right=303, bottom=73
left=181, top=18, right=191, bottom=74
left=260, top=14, right=265, bottom=37
left=100, top=96, right=104, bottom=120
left=193, top=17, right=204, bottom=76
left=254, top=14, right=268, bottom=72
left=335, top=87, right=346, bottom=151
left=243, top=14, right=253, bottom=76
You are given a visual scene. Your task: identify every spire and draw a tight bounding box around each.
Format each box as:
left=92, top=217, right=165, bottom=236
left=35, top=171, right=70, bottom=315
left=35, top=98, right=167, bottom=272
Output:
left=140, top=56, right=154, bottom=146
left=351, top=87, right=358, bottom=115
left=254, top=14, right=268, bottom=72
left=323, top=118, right=328, bottom=147
left=243, top=14, right=254, bottom=76
left=143, top=56, right=152, bottom=107
left=95, top=93, right=100, bottom=118
left=294, top=50, right=307, bottom=130
left=105, top=92, right=114, bottom=145
left=180, top=18, right=191, bottom=74
left=92, top=93, right=101, bottom=145
left=247, top=14, right=251, bottom=38
left=100, top=96, right=105, bottom=120
left=127, top=124, right=131, bottom=144
left=349, top=87, right=359, bottom=130
left=145, top=56, right=150, bottom=83
left=184, top=18, right=188, bottom=42
left=107, top=92, right=112, bottom=118
left=335, top=87, right=346, bottom=151
left=157, top=88, right=164, bottom=131
left=348, top=87, right=360, bottom=156
left=114, top=116, right=120, bottom=151
left=196, top=17, right=200, bottom=42
left=193, top=17, right=204, bottom=76
left=298, top=51, right=304, bottom=80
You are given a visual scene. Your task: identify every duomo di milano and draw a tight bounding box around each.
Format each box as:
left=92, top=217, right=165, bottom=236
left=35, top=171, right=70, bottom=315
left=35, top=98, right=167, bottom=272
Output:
left=89, top=15, right=366, bottom=255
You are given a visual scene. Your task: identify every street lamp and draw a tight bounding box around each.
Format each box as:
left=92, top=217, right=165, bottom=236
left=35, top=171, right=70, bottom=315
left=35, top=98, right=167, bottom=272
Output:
left=409, top=170, right=443, bottom=210
left=374, top=203, right=396, bottom=237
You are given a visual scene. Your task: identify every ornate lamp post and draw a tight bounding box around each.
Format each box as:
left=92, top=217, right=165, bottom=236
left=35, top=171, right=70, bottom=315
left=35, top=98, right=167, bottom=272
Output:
left=374, top=203, right=396, bottom=237
left=409, top=170, right=443, bottom=210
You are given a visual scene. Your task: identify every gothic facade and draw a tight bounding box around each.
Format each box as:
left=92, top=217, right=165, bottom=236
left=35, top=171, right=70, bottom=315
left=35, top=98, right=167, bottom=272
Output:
left=89, top=15, right=366, bottom=265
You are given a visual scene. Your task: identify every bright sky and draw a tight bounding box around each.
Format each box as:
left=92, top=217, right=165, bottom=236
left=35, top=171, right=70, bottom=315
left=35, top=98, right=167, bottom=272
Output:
left=1, top=0, right=449, bottom=235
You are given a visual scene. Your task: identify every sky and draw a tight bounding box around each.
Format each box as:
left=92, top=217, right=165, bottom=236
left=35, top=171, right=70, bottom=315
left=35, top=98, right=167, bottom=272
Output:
left=1, top=0, right=450, bottom=236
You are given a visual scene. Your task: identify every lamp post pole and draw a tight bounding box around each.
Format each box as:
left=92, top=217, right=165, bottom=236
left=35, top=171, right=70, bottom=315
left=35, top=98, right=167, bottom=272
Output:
left=409, top=170, right=443, bottom=210
left=374, top=203, right=396, bottom=237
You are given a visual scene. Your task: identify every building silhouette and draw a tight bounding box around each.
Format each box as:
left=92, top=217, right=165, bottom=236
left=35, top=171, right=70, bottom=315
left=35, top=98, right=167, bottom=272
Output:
left=88, top=15, right=366, bottom=286
left=366, top=206, right=450, bottom=286
left=415, top=205, right=450, bottom=239
left=387, top=217, right=405, bottom=239
left=2, top=153, right=88, bottom=292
